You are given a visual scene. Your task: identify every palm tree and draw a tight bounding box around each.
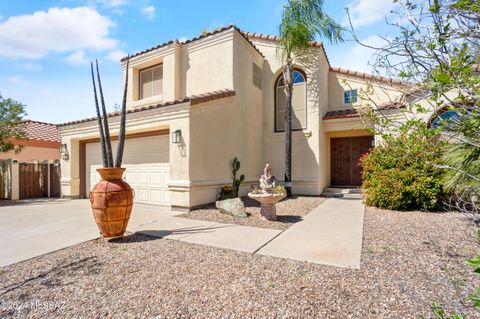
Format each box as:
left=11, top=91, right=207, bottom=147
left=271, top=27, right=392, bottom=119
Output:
left=278, top=0, right=343, bottom=196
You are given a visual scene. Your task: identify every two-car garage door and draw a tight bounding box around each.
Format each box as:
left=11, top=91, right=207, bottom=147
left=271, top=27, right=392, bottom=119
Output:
left=85, top=135, right=170, bottom=205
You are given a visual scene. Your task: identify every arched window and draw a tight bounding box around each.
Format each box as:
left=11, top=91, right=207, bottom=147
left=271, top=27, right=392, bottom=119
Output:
left=430, top=109, right=461, bottom=130
left=275, top=70, right=307, bottom=132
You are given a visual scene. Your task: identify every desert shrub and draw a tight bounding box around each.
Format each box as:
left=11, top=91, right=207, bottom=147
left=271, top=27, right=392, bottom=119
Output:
left=218, top=185, right=234, bottom=200
left=360, top=121, right=445, bottom=211
left=272, top=185, right=286, bottom=195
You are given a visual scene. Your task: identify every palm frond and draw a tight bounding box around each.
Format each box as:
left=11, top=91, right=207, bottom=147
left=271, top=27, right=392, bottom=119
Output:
left=277, top=0, right=344, bottom=61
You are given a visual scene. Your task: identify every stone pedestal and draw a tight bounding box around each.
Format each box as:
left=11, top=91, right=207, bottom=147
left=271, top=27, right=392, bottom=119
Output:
left=260, top=203, right=277, bottom=221
left=247, top=193, right=286, bottom=221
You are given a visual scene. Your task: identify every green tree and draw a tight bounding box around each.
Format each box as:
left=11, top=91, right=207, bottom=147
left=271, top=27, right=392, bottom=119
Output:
left=347, top=0, right=480, bottom=313
left=0, top=94, right=26, bottom=154
left=278, top=0, right=343, bottom=196
left=347, top=0, right=480, bottom=216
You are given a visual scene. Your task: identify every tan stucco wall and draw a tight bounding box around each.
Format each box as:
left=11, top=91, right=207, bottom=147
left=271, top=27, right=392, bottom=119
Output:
left=59, top=28, right=412, bottom=209
left=59, top=104, right=191, bottom=205
left=187, top=32, right=264, bottom=207
left=250, top=39, right=330, bottom=195
left=0, top=145, right=60, bottom=162
left=327, top=72, right=405, bottom=111
left=125, top=30, right=235, bottom=111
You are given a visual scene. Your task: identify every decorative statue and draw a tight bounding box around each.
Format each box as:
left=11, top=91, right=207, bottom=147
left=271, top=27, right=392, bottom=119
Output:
left=259, top=163, right=276, bottom=194
left=248, top=163, right=286, bottom=221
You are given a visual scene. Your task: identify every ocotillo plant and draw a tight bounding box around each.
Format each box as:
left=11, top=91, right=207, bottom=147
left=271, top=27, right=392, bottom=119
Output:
left=90, top=56, right=130, bottom=168
left=232, top=157, right=245, bottom=197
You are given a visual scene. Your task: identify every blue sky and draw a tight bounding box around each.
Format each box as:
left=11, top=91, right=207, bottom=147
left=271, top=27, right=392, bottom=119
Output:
left=0, top=0, right=398, bottom=124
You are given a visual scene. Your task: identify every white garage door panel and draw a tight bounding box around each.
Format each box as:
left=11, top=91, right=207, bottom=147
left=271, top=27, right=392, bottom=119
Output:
left=86, top=135, right=170, bottom=205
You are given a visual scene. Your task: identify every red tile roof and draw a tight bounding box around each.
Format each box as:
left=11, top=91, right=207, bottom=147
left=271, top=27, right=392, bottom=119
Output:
left=330, top=67, right=411, bottom=86
left=243, top=31, right=331, bottom=67
left=378, top=102, right=406, bottom=110
left=22, top=120, right=60, bottom=142
left=58, top=89, right=236, bottom=127
left=121, top=25, right=264, bottom=62
left=323, top=109, right=360, bottom=120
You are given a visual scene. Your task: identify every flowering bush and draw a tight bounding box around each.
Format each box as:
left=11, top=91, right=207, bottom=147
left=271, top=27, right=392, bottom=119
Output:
left=360, top=121, right=446, bottom=211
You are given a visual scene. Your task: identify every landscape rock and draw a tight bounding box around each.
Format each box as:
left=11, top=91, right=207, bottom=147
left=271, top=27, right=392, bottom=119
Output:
left=215, top=198, right=247, bottom=218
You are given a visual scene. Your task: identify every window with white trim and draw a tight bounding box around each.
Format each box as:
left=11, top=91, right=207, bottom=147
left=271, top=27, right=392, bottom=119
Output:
left=139, top=64, right=163, bottom=100
left=344, top=89, right=358, bottom=104
left=275, top=70, right=307, bottom=132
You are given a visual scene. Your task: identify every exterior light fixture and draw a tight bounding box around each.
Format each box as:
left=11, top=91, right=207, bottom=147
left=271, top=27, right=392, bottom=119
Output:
left=172, top=129, right=182, bottom=144
left=60, top=143, right=69, bottom=160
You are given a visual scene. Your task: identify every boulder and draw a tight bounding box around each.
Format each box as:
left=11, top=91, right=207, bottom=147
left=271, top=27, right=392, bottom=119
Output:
left=215, top=198, right=247, bottom=218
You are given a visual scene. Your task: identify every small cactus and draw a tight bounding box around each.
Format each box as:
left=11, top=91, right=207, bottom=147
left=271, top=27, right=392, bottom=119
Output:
left=232, top=157, right=245, bottom=198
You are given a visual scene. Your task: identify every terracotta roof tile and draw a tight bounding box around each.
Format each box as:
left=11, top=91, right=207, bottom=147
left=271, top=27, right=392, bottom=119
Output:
left=323, top=109, right=360, bottom=120
left=21, top=120, right=61, bottom=142
left=377, top=102, right=406, bottom=110
left=121, top=25, right=264, bottom=62
left=243, top=31, right=331, bottom=67
left=58, top=89, right=236, bottom=127
left=330, top=67, right=411, bottom=86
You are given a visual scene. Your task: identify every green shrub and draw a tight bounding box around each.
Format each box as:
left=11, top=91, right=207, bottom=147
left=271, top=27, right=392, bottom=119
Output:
left=272, top=185, right=286, bottom=195
left=360, top=121, right=445, bottom=211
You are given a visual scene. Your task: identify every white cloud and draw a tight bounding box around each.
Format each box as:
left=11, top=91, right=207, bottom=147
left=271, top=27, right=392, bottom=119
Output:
left=141, top=5, right=156, bottom=20
left=0, top=7, right=118, bottom=59
left=177, top=36, right=190, bottom=43
left=333, top=35, right=388, bottom=73
left=65, top=50, right=89, bottom=65
left=105, top=49, right=127, bottom=62
left=8, top=75, right=24, bottom=85
left=346, top=0, right=395, bottom=28
left=17, top=62, right=43, bottom=71
left=99, top=0, right=128, bottom=7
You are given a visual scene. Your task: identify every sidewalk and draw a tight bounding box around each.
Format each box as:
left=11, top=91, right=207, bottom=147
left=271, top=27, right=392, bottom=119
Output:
left=1, top=198, right=364, bottom=269
left=134, top=197, right=365, bottom=269
left=256, top=198, right=365, bottom=268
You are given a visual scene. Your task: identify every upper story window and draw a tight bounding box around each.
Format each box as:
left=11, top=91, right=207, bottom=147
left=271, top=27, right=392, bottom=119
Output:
left=275, top=70, right=307, bottom=132
left=430, top=109, right=461, bottom=130
left=139, top=64, right=163, bottom=100
left=344, top=89, right=358, bottom=104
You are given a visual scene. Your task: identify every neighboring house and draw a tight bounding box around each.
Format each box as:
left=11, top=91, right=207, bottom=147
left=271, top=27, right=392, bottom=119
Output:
left=0, top=120, right=61, bottom=162
left=58, top=25, right=409, bottom=210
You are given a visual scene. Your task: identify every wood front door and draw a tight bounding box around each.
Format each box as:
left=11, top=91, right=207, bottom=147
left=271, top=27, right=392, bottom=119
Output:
left=330, top=136, right=373, bottom=186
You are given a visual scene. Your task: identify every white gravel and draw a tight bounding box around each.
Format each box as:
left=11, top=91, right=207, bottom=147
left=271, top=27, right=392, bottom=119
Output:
left=0, top=207, right=478, bottom=318
left=179, top=196, right=326, bottom=230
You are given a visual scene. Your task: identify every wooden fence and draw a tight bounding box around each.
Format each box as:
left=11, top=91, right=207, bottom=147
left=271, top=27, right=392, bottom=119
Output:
left=18, top=162, right=61, bottom=199
left=0, top=161, right=61, bottom=200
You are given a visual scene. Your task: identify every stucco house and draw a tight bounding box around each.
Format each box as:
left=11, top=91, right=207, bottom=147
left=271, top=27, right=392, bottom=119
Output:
left=58, top=25, right=408, bottom=210
left=0, top=120, right=61, bottom=162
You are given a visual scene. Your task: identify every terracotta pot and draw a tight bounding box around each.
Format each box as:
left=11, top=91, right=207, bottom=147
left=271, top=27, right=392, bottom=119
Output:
left=89, top=167, right=134, bottom=237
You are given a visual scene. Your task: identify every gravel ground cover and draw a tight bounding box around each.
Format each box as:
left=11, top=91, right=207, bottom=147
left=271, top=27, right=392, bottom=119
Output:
left=0, top=207, right=478, bottom=318
left=178, top=196, right=326, bottom=230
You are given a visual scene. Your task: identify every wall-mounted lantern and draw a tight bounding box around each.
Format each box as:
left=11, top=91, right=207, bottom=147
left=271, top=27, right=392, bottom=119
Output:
left=60, top=143, right=69, bottom=160
left=172, top=129, right=182, bottom=144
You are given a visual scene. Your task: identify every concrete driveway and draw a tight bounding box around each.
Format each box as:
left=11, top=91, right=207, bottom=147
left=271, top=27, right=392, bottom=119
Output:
left=0, top=199, right=178, bottom=267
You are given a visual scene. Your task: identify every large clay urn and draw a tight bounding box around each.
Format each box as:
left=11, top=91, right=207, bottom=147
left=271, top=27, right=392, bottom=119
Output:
left=90, top=167, right=133, bottom=237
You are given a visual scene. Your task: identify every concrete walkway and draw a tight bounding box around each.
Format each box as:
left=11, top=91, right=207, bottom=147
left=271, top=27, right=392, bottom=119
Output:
left=1, top=198, right=364, bottom=269
left=257, top=198, right=365, bottom=269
